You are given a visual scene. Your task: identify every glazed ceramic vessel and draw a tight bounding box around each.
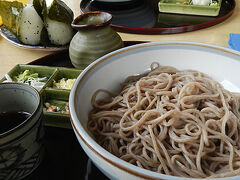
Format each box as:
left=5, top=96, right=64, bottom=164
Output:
left=69, top=11, right=123, bottom=69
left=0, top=83, right=44, bottom=180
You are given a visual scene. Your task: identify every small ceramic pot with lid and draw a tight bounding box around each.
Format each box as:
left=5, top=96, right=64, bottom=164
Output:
left=69, top=11, right=124, bottom=69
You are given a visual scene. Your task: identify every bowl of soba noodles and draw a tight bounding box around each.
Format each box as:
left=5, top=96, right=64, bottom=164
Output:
left=69, top=41, right=240, bottom=180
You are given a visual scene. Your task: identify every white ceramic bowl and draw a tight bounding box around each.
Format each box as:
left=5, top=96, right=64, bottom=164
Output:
left=69, top=41, right=240, bottom=180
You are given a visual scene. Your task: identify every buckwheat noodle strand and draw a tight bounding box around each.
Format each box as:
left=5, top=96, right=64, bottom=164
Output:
left=88, top=63, right=240, bottom=178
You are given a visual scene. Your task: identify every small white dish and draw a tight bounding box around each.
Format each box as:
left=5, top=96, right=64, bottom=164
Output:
left=0, top=25, right=69, bottom=51
left=69, top=41, right=240, bottom=180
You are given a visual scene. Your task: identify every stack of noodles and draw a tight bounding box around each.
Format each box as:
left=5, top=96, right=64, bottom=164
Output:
left=88, top=62, right=240, bottom=178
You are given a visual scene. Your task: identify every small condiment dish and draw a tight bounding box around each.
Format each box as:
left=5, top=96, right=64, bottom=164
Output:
left=41, top=89, right=71, bottom=128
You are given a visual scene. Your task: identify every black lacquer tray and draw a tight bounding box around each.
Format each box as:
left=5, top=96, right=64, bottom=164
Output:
left=23, top=126, right=108, bottom=180
left=23, top=41, right=144, bottom=180
left=80, top=0, right=235, bottom=34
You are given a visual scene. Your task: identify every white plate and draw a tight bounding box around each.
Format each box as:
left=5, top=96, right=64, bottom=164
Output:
left=0, top=25, right=69, bottom=51
left=70, top=41, right=240, bottom=180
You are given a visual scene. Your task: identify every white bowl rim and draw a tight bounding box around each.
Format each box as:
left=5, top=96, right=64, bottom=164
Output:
left=69, top=41, right=240, bottom=180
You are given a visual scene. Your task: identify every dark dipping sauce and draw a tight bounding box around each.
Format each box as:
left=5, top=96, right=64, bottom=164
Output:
left=0, top=111, right=31, bottom=134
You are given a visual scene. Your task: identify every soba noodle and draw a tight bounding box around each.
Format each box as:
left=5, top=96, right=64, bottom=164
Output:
left=87, top=62, right=240, bottom=178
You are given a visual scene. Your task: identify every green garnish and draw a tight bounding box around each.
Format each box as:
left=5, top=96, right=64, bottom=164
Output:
left=14, top=70, right=38, bottom=82
left=13, top=70, right=47, bottom=91
left=210, top=1, right=218, bottom=6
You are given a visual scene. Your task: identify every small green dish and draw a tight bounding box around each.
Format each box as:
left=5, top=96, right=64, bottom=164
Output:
left=1, top=64, right=83, bottom=129
left=45, top=67, right=82, bottom=90
left=41, top=89, right=71, bottom=129
left=0, top=64, right=57, bottom=92
left=158, top=12, right=215, bottom=25
left=158, top=0, right=222, bottom=16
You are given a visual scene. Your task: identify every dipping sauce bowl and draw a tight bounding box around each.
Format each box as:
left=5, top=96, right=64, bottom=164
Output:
left=0, top=83, right=44, bottom=180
